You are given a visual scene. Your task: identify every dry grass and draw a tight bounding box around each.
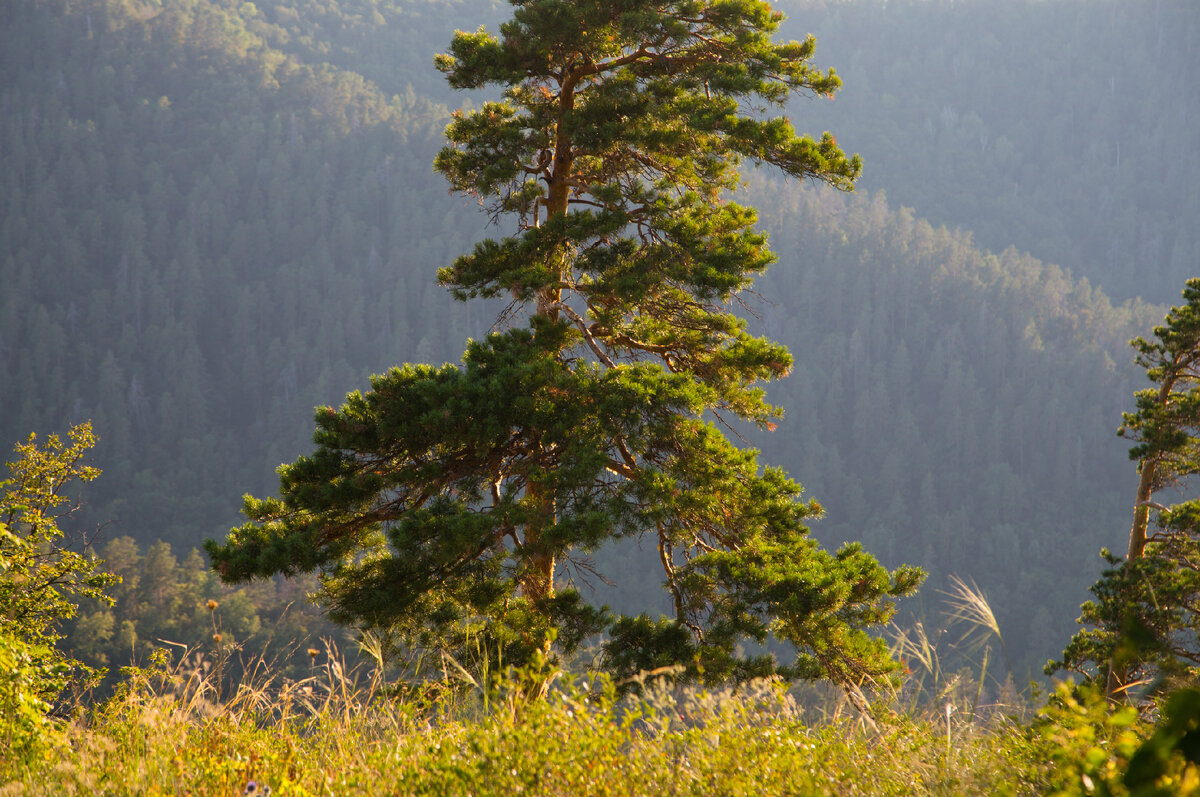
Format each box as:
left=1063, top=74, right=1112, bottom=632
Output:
left=0, top=583, right=1085, bottom=795
left=0, top=633, right=1053, bottom=796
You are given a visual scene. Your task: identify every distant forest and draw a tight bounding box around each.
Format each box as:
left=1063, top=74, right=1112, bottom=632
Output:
left=2, top=0, right=1195, bottom=680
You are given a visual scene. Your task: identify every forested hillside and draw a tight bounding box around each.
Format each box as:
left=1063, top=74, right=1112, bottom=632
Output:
left=785, top=0, right=1199, bottom=306
left=0, top=0, right=1190, bottom=678
left=0, top=0, right=486, bottom=546
left=755, top=183, right=1159, bottom=675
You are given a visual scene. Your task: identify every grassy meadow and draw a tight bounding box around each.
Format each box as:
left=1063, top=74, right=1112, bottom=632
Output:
left=8, top=649, right=1033, bottom=796
left=5, top=582, right=1187, bottom=796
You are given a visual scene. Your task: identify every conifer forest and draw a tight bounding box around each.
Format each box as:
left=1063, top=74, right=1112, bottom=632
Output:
left=3, top=1, right=1200, bottom=793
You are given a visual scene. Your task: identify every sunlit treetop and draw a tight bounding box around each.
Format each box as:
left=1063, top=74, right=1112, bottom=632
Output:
left=433, top=0, right=860, bottom=426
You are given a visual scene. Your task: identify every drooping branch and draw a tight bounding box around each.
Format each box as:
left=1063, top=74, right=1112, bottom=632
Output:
left=548, top=300, right=617, bottom=368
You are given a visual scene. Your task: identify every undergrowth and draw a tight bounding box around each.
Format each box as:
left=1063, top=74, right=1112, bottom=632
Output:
left=3, top=577, right=1196, bottom=795
left=2, top=642, right=1035, bottom=796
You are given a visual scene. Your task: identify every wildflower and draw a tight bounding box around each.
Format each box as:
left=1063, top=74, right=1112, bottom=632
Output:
left=206, top=599, right=219, bottom=611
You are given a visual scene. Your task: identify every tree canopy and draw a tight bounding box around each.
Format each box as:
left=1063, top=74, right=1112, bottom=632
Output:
left=206, top=0, right=920, bottom=698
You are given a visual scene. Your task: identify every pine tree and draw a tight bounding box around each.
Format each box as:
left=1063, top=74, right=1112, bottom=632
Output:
left=1050, top=279, right=1200, bottom=698
left=207, top=0, right=921, bottom=699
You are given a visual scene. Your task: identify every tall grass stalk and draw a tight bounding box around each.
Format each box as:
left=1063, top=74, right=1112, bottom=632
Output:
left=941, top=574, right=1015, bottom=686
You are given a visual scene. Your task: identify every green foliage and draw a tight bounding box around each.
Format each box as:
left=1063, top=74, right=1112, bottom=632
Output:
left=1123, top=688, right=1200, bottom=796
left=1051, top=280, right=1200, bottom=695
left=1014, top=683, right=1200, bottom=796
left=0, top=628, right=65, bottom=775
left=2, top=0, right=1184, bottom=692
left=1024, top=682, right=1149, bottom=796
left=0, top=422, right=115, bottom=772
left=209, top=0, right=920, bottom=699
left=1121, top=280, right=1200, bottom=493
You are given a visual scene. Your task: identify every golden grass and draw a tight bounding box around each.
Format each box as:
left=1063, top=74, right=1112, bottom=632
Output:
left=0, top=633, right=1053, bottom=797
left=12, top=581, right=1157, bottom=795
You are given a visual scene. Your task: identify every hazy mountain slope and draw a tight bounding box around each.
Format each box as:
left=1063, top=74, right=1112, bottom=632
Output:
left=0, top=0, right=487, bottom=543
left=780, top=0, right=1200, bottom=305
left=233, top=0, right=510, bottom=104
left=755, top=183, right=1159, bottom=675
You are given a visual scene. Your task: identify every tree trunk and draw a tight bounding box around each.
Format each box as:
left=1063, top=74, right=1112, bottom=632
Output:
left=517, top=79, right=578, bottom=615
left=1107, top=377, right=1173, bottom=701
left=1105, top=459, right=1156, bottom=701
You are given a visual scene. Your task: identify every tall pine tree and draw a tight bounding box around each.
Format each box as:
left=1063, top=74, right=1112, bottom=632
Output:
left=207, top=0, right=921, bottom=700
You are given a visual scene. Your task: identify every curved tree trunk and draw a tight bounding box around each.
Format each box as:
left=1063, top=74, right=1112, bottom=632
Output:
left=1107, top=378, right=1173, bottom=701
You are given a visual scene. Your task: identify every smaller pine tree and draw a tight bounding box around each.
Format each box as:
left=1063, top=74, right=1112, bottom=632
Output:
left=1050, top=278, right=1200, bottom=697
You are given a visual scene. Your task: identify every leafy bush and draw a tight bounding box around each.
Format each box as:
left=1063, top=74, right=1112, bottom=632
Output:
left=0, top=423, right=116, bottom=774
